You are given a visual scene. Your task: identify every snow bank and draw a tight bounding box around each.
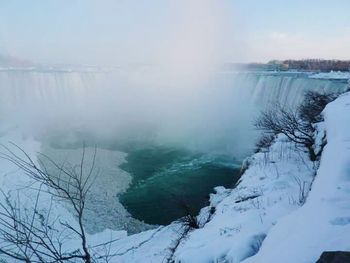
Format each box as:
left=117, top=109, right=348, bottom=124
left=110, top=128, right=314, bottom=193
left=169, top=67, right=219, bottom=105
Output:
left=309, top=71, right=350, bottom=80
left=173, top=135, right=315, bottom=262
left=110, top=134, right=315, bottom=262
left=110, top=92, right=350, bottom=263
left=1, top=91, right=349, bottom=262
left=243, top=91, right=350, bottom=263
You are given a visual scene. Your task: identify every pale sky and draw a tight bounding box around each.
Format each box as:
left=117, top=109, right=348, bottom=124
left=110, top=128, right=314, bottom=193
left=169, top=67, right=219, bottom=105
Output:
left=0, top=0, right=349, bottom=65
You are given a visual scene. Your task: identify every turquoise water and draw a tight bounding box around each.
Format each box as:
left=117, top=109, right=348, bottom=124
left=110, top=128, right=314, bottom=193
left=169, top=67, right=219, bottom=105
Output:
left=119, top=146, right=241, bottom=225
left=40, top=132, right=241, bottom=226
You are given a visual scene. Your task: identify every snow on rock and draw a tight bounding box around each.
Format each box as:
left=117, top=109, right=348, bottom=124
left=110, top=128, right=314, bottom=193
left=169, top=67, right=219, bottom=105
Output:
left=243, top=91, right=350, bottom=263
left=110, top=134, right=315, bottom=262
left=1, top=91, right=349, bottom=262
left=106, top=224, right=183, bottom=263
left=173, top=134, right=315, bottom=263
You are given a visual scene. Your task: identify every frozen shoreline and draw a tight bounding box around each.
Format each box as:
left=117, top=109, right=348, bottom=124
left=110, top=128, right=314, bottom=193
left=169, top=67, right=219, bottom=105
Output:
left=102, top=91, right=350, bottom=262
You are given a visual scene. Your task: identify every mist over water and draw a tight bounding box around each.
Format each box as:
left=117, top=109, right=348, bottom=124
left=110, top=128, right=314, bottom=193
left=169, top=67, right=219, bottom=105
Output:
left=1, top=1, right=349, bottom=228
left=0, top=68, right=348, bottom=228
left=1, top=69, right=348, bottom=158
left=0, top=0, right=244, bottom=155
left=0, top=1, right=250, bottom=158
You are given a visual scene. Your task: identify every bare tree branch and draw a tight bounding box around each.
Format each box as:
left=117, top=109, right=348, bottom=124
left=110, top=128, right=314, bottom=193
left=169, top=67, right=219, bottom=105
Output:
left=0, top=144, right=101, bottom=262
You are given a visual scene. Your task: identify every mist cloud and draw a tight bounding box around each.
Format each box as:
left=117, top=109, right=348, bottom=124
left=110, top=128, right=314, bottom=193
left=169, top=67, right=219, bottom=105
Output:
left=1, top=1, right=255, bottom=158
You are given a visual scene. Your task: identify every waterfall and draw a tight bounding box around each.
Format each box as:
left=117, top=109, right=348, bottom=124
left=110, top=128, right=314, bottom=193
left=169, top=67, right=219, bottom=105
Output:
left=227, top=71, right=348, bottom=108
left=0, top=70, right=107, bottom=113
left=0, top=68, right=348, bottom=232
left=1, top=69, right=347, bottom=115
left=0, top=68, right=348, bottom=156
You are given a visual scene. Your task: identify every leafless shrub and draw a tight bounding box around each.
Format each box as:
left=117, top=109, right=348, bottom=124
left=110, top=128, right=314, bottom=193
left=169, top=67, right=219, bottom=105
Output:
left=164, top=198, right=201, bottom=263
left=255, top=104, right=314, bottom=146
left=250, top=197, right=262, bottom=210
left=0, top=143, right=117, bottom=263
left=298, top=91, right=338, bottom=127
left=255, top=103, right=315, bottom=158
left=293, top=176, right=308, bottom=205
left=254, top=134, right=275, bottom=153
left=255, top=91, right=339, bottom=161
left=176, top=200, right=199, bottom=230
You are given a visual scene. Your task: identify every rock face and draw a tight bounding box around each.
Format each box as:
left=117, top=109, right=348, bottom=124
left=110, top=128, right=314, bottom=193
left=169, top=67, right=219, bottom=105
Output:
left=316, top=251, right=350, bottom=263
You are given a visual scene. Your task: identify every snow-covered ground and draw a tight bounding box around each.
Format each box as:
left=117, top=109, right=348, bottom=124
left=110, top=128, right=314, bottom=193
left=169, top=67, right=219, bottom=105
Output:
left=108, top=135, right=316, bottom=262
left=106, top=91, right=350, bottom=262
left=309, top=71, right=350, bottom=80
left=243, top=91, right=350, bottom=263
left=0, top=129, right=129, bottom=262
left=0, top=90, right=349, bottom=262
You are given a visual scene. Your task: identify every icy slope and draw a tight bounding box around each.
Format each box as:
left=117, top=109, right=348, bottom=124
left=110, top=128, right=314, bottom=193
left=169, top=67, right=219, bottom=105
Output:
left=173, top=135, right=315, bottom=263
left=243, top=91, right=350, bottom=263
left=1, top=91, right=349, bottom=262
left=110, top=134, right=316, bottom=262
left=111, top=93, right=350, bottom=263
